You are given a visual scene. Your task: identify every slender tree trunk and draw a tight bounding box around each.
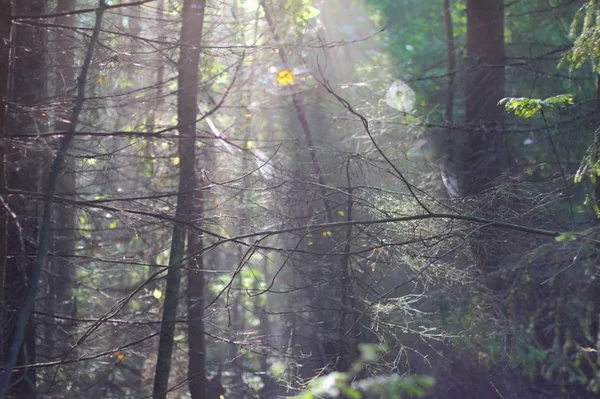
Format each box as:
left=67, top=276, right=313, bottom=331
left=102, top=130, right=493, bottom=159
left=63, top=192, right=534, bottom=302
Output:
left=187, top=98, right=214, bottom=396
left=49, top=0, right=78, bottom=359
left=152, top=0, right=206, bottom=397
left=338, top=160, right=357, bottom=371
left=259, top=0, right=333, bottom=223
left=595, top=74, right=600, bottom=214
left=187, top=194, right=207, bottom=398
left=140, top=13, right=166, bottom=392
left=0, top=0, right=12, bottom=369
left=444, top=0, right=455, bottom=122
left=260, top=0, right=351, bottom=376
left=2, top=0, right=47, bottom=395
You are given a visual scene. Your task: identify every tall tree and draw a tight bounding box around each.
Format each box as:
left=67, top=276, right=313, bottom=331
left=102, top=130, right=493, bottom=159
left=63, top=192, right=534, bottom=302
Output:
left=259, top=0, right=359, bottom=375
left=0, top=0, right=12, bottom=372
left=444, top=0, right=456, bottom=122
left=461, top=0, right=506, bottom=195
left=440, top=0, right=506, bottom=198
left=152, top=0, right=206, bottom=397
left=1, top=0, right=47, bottom=395
left=465, top=0, right=505, bottom=126
left=187, top=193, right=210, bottom=398
left=48, top=0, right=78, bottom=358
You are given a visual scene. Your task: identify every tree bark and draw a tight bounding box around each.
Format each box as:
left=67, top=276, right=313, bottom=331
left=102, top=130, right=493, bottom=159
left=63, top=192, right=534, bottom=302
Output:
left=0, top=0, right=12, bottom=370
left=445, top=0, right=505, bottom=197
left=338, top=160, right=357, bottom=371
left=152, top=0, right=206, bottom=397
left=187, top=195, right=207, bottom=398
left=463, top=0, right=505, bottom=195
left=1, top=0, right=47, bottom=395
left=48, top=0, right=78, bottom=360
left=595, top=74, right=600, bottom=215
left=465, top=0, right=504, bottom=126
left=444, top=0, right=455, bottom=122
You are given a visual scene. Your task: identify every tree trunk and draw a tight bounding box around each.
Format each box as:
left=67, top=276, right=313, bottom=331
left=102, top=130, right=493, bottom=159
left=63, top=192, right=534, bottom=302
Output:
left=2, top=0, right=47, bottom=395
left=48, top=0, right=78, bottom=360
left=0, top=0, right=12, bottom=370
left=338, top=162, right=357, bottom=371
left=187, top=195, right=207, bottom=398
left=462, top=0, right=505, bottom=195
left=443, top=0, right=505, bottom=198
left=465, top=0, right=504, bottom=126
left=152, top=0, right=206, bottom=397
left=595, top=74, right=600, bottom=215
left=444, top=0, right=455, bottom=122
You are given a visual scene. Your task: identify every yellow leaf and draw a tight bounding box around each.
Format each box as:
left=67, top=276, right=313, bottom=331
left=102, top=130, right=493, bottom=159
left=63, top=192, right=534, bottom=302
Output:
left=172, top=157, right=180, bottom=166
left=321, top=231, right=332, bottom=238
left=581, top=347, right=597, bottom=352
left=337, top=210, right=345, bottom=217
left=98, top=74, right=105, bottom=85
left=153, top=288, right=162, bottom=299
left=276, top=69, right=295, bottom=85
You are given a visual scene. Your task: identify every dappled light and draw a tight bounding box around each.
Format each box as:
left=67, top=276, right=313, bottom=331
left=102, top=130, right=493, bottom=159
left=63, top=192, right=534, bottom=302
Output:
left=1, top=1, right=600, bottom=398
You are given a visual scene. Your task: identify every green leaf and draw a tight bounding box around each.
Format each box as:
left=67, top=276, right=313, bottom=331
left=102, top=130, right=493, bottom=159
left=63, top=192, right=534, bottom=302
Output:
left=499, top=94, right=574, bottom=118
left=414, top=376, right=436, bottom=389
left=555, top=233, right=577, bottom=242
left=297, top=4, right=320, bottom=21
left=358, top=343, right=387, bottom=363
left=340, top=386, right=361, bottom=399
left=174, top=333, right=185, bottom=342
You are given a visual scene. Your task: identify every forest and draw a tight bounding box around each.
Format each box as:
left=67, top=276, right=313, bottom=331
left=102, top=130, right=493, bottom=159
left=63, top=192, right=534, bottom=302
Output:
left=3, top=0, right=600, bottom=398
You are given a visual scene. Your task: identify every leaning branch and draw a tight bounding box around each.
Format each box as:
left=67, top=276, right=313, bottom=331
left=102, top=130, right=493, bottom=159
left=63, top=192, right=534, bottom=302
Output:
left=318, top=76, right=434, bottom=214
